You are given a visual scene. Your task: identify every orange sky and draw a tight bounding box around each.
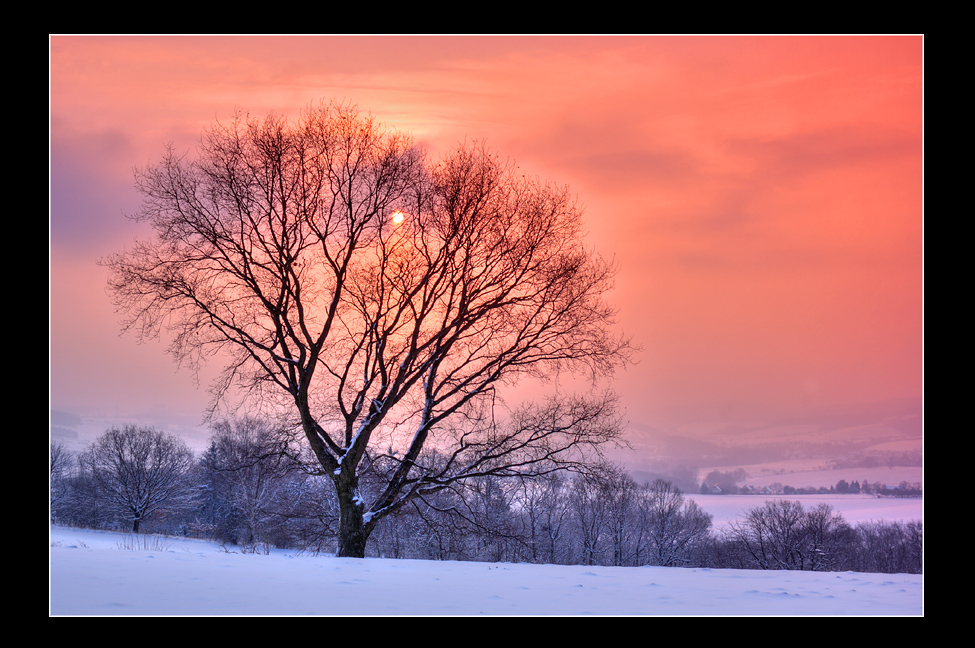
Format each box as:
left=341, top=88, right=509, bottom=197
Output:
left=49, top=35, right=923, bottom=440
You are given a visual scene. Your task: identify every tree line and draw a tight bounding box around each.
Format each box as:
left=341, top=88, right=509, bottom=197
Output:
left=701, top=469, right=922, bottom=497
left=50, top=421, right=922, bottom=574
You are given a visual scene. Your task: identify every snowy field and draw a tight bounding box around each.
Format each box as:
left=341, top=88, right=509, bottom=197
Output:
left=50, top=525, right=922, bottom=616
left=688, top=493, right=922, bottom=528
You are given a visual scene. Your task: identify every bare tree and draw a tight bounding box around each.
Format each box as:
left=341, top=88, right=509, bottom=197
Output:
left=800, top=502, right=853, bottom=571
left=101, top=101, right=632, bottom=557
left=727, top=499, right=806, bottom=570
left=50, top=440, right=72, bottom=520
left=569, top=468, right=613, bottom=565
left=638, top=479, right=712, bottom=567
left=601, top=466, right=641, bottom=566
left=512, top=471, right=573, bottom=564
left=201, top=417, right=300, bottom=547
left=80, top=425, right=195, bottom=533
left=726, top=499, right=853, bottom=571
left=849, top=520, right=922, bottom=574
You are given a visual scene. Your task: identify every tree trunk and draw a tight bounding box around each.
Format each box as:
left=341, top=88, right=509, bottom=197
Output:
left=132, top=517, right=141, bottom=534
left=335, top=476, right=372, bottom=558
left=337, top=518, right=369, bottom=557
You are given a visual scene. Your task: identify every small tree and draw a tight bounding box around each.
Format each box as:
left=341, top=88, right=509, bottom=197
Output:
left=727, top=499, right=852, bottom=571
left=728, top=499, right=807, bottom=570
left=513, top=471, right=573, bottom=564
left=601, top=466, right=641, bottom=566
left=81, top=424, right=195, bottom=533
left=50, top=440, right=72, bottom=521
left=569, top=468, right=613, bottom=565
left=850, top=520, right=923, bottom=574
left=801, top=503, right=853, bottom=571
left=200, top=417, right=300, bottom=547
left=639, top=479, right=712, bottom=567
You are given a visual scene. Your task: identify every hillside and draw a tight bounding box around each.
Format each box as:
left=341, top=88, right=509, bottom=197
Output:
left=616, top=398, right=922, bottom=495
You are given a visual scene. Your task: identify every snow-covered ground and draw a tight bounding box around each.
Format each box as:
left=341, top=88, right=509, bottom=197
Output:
left=49, top=525, right=922, bottom=616
left=688, top=493, right=922, bottom=528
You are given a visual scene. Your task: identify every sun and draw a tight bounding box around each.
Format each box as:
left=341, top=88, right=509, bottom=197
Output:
left=390, top=210, right=405, bottom=224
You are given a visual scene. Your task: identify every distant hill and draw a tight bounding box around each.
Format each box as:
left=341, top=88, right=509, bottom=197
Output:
left=617, top=397, right=922, bottom=487
left=51, top=410, right=83, bottom=428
